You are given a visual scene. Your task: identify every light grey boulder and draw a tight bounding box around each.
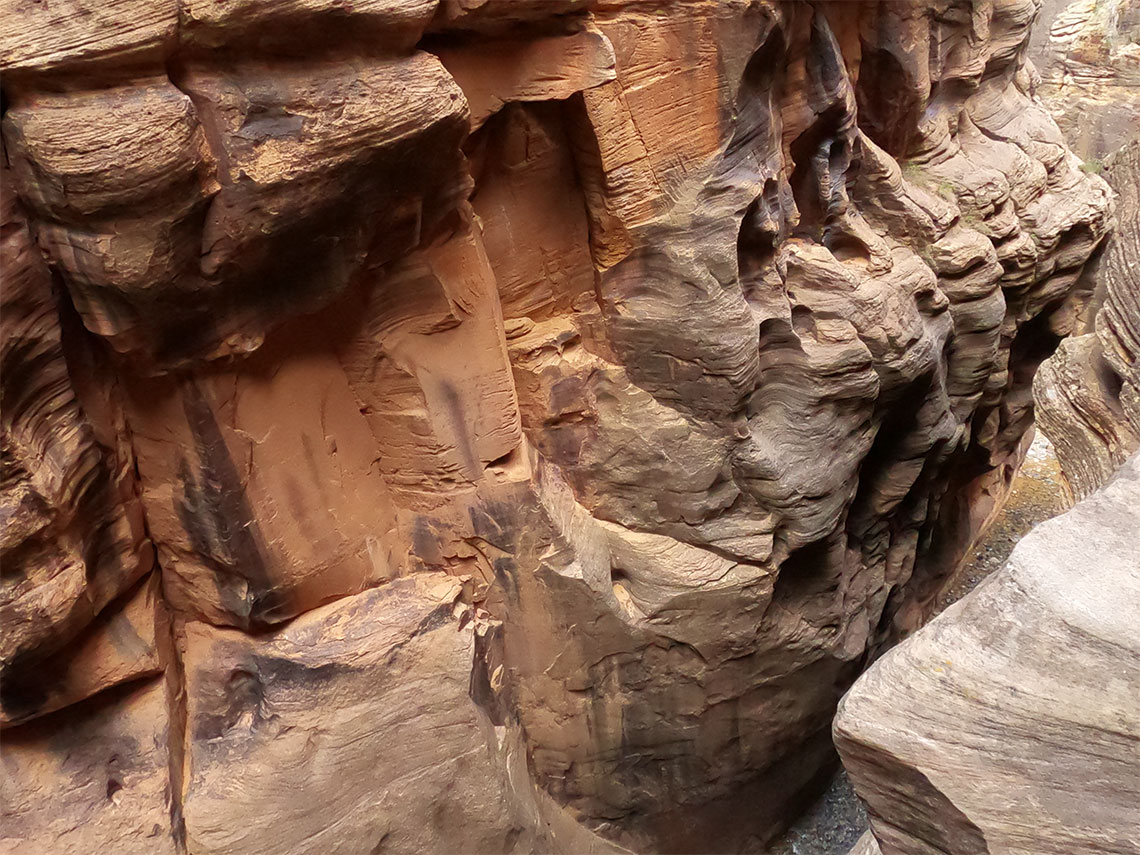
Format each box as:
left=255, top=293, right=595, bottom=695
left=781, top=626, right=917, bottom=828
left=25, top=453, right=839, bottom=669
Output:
left=836, top=454, right=1140, bottom=855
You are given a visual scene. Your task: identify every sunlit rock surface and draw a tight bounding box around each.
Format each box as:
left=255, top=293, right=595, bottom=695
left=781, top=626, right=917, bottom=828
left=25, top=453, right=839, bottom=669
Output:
left=835, top=454, right=1140, bottom=855
left=0, top=1, right=1115, bottom=852
left=1028, top=0, right=1140, bottom=161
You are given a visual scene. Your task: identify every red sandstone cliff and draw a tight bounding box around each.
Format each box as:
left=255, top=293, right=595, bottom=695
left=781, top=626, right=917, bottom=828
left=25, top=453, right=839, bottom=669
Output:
left=0, top=1, right=1114, bottom=852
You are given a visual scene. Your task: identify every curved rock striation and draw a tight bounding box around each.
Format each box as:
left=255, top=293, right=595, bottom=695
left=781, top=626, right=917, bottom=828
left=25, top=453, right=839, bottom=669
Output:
left=835, top=453, right=1140, bottom=855
left=1, top=156, right=157, bottom=729
left=1035, top=139, right=1140, bottom=502
left=0, top=1, right=1115, bottom=853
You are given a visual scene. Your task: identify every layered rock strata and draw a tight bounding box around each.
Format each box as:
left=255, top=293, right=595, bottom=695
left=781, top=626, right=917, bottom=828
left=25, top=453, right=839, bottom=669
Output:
left=1028, top=0, right=1140, bottom=160
left=835, top=454, right=1140, bottom=855
left=1035, top=139, right=1140, bottom=502
left=0, top=1, right=1115, bottom=852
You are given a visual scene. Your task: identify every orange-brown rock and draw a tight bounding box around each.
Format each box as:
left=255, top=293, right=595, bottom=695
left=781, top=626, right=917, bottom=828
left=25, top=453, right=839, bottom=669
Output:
left=179, top=575, right=543, bottom=855
left=0, top=1, right=1116, bottom=853
left=0, top=679, right=179, bottom=855
left=1, top=157, right=154, bottom=728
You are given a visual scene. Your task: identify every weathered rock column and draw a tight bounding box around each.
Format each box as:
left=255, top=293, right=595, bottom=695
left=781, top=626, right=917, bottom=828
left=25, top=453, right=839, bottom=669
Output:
left=1036, top=139, right=1140, bottom=502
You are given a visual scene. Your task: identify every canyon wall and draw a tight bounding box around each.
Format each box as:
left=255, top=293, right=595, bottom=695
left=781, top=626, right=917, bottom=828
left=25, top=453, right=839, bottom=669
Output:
left=0, top=1, right=1114, bottom=853
left=1035, top=140, right=1139, bottom=502
left=1028, top=0, right=1140, bottom=162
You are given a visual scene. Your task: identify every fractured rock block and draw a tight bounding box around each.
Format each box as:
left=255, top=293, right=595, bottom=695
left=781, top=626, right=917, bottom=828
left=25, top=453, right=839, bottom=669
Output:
left=334, top=218, right=523, bottom=507
left=3, top=79, right=216, bottom=354
left=179, top=575, right=536, bottom=855
left=179, top=0, right=438, bottom=53
left=119, top=316, right=399, bottom=629
left=436, top=26, right=615, bottom=131
left=3, top=54, right=471, bottom=368
left=178, top=52, right=470, bottom=311
left=0, top=0, right=176, bottom=81
left=1, top=575, right=165, bottom=728
left=835, top=456, right=1140, bottom=855
left=471, top=102, right=598, bottom=324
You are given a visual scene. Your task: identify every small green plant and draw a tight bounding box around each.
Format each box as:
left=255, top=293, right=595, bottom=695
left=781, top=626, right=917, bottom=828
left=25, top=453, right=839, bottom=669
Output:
left=900, top=162, right=959, bottom=202
left=1081, top=158, right=1104, bottom=175
left=960, top=209, right=984, bottom=229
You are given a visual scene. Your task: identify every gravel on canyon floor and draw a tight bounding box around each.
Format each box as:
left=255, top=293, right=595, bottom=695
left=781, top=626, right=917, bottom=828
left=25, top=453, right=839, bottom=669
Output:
left=764, top=772, right=867, bottom=855
left=762, top=431, right=1066, bottom=855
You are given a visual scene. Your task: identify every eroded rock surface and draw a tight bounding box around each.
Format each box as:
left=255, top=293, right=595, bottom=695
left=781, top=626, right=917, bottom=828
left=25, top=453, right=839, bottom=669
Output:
left=1029, top=0, right=1140, bottom=160
left=1035, top=139, right=1140, bottom=502
left=1, top=157, right=156, bottom=728
left=835, top=454, right=1140, bottom=855
left=0, top=1, right=1115, bottom=852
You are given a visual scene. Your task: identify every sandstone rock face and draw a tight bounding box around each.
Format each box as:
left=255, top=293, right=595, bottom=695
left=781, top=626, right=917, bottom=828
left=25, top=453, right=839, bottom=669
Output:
left=0, top=1, right=1115, bottom=853
left=177, top=575, right=575, bottom=855
left=1028, top=0, right=1140, bottom=161
left=1035, top=139, right=1140, bottom=502
left=835, top=454, right=1140, bottom=855
left=1, top=158, right=156, bottom=728
left=2, top=679, right=179, bottom=855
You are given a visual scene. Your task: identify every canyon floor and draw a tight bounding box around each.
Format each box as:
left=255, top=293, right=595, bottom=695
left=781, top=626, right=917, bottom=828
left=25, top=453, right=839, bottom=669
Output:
left=765, top=431, right=1066, bottom=854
